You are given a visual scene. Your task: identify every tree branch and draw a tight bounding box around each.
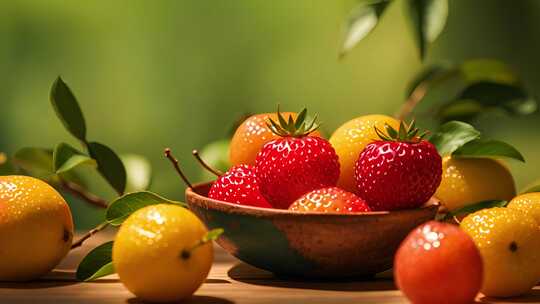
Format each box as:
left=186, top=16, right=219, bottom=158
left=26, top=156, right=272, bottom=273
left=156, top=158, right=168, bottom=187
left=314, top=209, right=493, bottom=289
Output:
left=70, top=222, right=110, bottom=250
left=395, top=82, right=429, bottom=121
left=60, top=180, right=108, bottom=209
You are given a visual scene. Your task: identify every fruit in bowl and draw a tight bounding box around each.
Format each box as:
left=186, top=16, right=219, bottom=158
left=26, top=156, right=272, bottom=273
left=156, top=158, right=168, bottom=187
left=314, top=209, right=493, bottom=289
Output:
left=179, top=108, right=442, bottom=278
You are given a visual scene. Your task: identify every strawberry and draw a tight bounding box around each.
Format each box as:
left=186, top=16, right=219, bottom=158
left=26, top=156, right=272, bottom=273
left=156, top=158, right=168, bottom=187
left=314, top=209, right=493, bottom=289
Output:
left=208, top=164, right=272, bottom=208
left=288, top=187, right=371, bottom=213
left=255, top=108, right=340, bottom=209
left=354, top=121, right=442, bottom=211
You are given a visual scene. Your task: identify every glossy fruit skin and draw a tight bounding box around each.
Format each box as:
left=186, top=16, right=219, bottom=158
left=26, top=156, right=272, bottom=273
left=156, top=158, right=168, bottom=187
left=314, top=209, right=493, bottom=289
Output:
left=230, top=112, right=322, bottom=166
left=208, top=165, right=271, bottom=208
left=395, top=221, right=483, bottom=304
left=288, top=187, right=371, bottom=213
left=435, top=157, right=516, bottom=211
left=354, top=140, right=442, bottom=211
left=256, top=136, right=340, bottom=209
left=113, top=204, right=213, bottom=303
left=329, top=115, right=400, bottom=193
left=0, top=175, right=74, bottom=281
left=508, top=192, right=540, bottom=224
left=461, top=207, right=540, bottom=297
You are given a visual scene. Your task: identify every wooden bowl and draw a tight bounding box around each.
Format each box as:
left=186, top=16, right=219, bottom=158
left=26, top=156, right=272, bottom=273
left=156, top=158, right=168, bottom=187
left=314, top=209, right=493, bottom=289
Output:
left=185, top=183, right=438, bottom=278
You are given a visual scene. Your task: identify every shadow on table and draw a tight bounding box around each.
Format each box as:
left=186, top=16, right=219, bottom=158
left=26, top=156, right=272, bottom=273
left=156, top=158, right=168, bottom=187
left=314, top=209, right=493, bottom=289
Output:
left=477, top=290, right=540, bottom=303
left=127, top=295, right=234, bottom=304
left=227, top=262, right=397, bottom=292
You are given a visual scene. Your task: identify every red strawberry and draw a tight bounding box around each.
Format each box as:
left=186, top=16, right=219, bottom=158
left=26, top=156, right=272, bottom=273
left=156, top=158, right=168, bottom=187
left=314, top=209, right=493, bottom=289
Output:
left=354, top=121, right=442, bottom=211
left=208, top=164, right=272, bottom=208
left=289, top=187, right=371, bottom=213
left=255, top=108, right=340, bottom=209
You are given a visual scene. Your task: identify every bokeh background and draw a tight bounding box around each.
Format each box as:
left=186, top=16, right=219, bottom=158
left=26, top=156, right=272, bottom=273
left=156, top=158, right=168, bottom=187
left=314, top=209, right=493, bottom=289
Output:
left=2, top=0, right=540, bottom=228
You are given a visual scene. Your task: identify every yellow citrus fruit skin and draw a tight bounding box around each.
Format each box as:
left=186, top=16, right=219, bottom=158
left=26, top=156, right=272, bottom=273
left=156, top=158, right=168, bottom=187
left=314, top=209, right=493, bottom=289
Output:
left=0, top=175, right=74, bottom=281
left=435, top=157, right=516, bottom=211
left=113, top=204, right=213, bottom=303
left=229, top=112, right=322, bottom=166
left=461, top=207, right=540, bottom=297
left=329, top=115, right=400, bottom=193
left=508, top=192, right=540, bottom=225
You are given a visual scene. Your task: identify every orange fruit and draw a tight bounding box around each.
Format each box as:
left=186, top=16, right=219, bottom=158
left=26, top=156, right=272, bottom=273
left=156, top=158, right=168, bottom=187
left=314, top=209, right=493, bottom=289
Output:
left=0, top=175, right=74, bottom=281
left=329, top=115, right=400, bottom=193
left=229, top=112, right=322, bottom=166
left=507, top=192, right=540, bottom=225
left=113, top=204, right=213, bottom=302
left=461, top=207, right=540, bottom=297
left=435, top=157, right=516, bottom=211
left=395, top=221, right=483, bottom=304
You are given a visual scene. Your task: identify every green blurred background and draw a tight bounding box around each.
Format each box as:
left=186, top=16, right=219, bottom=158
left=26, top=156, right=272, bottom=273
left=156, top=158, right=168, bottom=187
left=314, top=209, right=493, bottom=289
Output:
left=2, top=0, right=540, bottom=228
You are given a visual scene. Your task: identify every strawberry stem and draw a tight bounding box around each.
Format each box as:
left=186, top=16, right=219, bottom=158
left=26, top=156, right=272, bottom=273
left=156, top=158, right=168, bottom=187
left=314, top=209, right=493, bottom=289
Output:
left=266, top=106, right=320, bottom=138
left=164, top=148, right=193, bottom=189
left=374, top=119, right=429, bottom=143
left=192, top=149, right=223, bottom=177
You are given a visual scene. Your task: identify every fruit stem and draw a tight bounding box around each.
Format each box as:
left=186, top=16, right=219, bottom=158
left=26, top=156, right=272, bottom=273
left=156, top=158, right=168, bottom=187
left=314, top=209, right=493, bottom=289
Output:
left=164, top=148, right=193, bottom=189
left=60, top=180, right=108, bottom=208
left=180, top=228, right=224, bottom=260
left=192, top=149, right=223, bottom=177
left=70, top=222, right=109, bottom=250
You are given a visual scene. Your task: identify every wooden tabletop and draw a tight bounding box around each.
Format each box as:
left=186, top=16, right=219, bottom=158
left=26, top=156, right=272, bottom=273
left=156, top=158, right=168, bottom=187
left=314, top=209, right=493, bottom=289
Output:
left=1, top=233, right=539, bottom=304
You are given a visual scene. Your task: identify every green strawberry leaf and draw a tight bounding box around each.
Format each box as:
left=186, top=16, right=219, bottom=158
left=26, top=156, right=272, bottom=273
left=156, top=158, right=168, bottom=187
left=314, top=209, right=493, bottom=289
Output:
left=442, top=200, right=508, bottom=221
left=339, top=0, right=391, bottom=58
left=429, top=121, right=480, bottom=156
left=106, top=191, right=186, bottom=226
left=404, top=0, right=448, bottom=60
left=88, top=142, right=127, bottom=195
left=50, top=77, right=87, bottom=143
left=452, top=139, right=525, bottom=162
left=13, top=147, right=55, bottom=180
left=76, top=241, right=115, bottom=282
left=122, top=154, right=152, bottom=192
left=53, top=143, right=96, bottom=174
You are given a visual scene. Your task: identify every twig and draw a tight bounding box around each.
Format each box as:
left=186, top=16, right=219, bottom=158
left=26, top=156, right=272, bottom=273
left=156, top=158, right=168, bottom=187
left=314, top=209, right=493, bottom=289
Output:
left=395, top=82, right=429, bottom=121
left=70, top=222, right=109, bottom=250
left=164, top=148, right=193, bottom=188
left=192, top=149, right=223, bottom=176
left=60, top=180, right=108, bottom=209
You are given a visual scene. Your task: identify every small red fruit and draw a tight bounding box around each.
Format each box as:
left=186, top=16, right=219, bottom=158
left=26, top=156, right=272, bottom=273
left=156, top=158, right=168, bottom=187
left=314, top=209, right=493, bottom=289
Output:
left=208, top=164, right=272, bottom=208
left=354, top=121, right=442, bottom=210
left=255, top=108, right=340, bottom=209
left=395, top=221, right=483, bottom=304
left=288, top=187, right=371, bottom=213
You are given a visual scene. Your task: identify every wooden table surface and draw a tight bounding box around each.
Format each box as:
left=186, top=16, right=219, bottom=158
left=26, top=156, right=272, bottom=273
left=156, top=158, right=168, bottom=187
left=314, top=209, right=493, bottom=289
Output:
left=1, top=233, right=539, bottom=304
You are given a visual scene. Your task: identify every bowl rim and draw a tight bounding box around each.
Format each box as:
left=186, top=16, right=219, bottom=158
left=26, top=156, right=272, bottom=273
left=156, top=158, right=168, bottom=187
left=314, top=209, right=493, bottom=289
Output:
left=185, top=182, right=440, bottom=218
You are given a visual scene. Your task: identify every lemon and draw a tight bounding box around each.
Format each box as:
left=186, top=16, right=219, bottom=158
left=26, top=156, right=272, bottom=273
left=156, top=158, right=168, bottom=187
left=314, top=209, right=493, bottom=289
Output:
left=113, top=204, right=213, bottom=303
left=436, top=157, right=516, bottom=211
left=461, top=207, right=540, bottom=297
left=0, top=175, right=74, bottom=281
left=508, top=192, right=540, bottom=225
left=329, top=115, right=400, bottom=193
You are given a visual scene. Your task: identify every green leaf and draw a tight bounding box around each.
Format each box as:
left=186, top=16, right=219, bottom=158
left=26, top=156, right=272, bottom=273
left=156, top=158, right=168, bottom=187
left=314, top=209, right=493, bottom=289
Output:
left=122, top=154, right=152, bottom=192
left=53, top=143, right=96, bottom=174
left=521, top=181, right=540, bottom=194
left=436, top=99, right=484, bottom=123
left=88, top=142, right=127, bottom=195
left=442, top=200, right=508, bottom=220
left=429, top=121, right=480, bottom=156
left=453, top=139, right=525, bottom=162
left=339, top=0, right=391, bottom=58
left=405, top=63, right=456, bottom=99
left=50, top=77, right=87, bottom=142
left=202, top=228, right=224, bottom=243
left=76, top=241, right=115, bottom=282
left=460, top=59, right=519, bottom=85
left=106, top=191, right=186, bottom=226
left=13, top=147, right=55, bottom=180
left=459, top=82, right=527, bottom=107
left=405, top=0, right=448, bottom=59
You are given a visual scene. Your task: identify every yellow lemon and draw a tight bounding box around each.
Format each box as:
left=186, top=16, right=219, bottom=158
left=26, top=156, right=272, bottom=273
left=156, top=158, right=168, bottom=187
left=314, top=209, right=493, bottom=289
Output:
left=508, top=192, right=540, bottom=225
left=461, top=207, right=540, bottom=297
left=0, top=175, right=74, bottom=281
left=329, top=115, right=400, bottom=193
left=435, top=157, right=516, bottom=211
left=113, top=204, right=213, bottom=303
